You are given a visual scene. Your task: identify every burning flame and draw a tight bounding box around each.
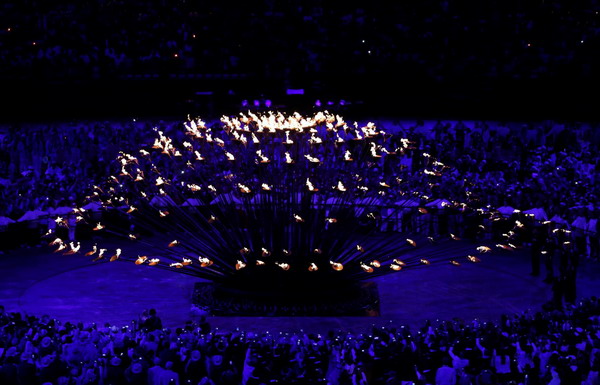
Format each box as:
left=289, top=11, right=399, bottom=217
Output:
left=330, top=261, right=344, bottom=271
left=84, top=245, right=98, bottom=256
left=238, top=184, right=251, bottom=194
left=306, top=178, right=318, bottom=191
left=284, top=131, right=294, bottom=144
left=370, top=143, right=381, bottom=158
left=199, top=257, right=213, bottom=267
left=361, top=263, right=374, bottom=273
left=285, top=152, right=294, bottom=164
left=277, top=262, right=290, bottom=271
left=63, top=242, right=81, bottom=255
left=304, top=154, right=320, bottom=163
left=309, top=133, right=323, bottom=144
left=256, top=150, right=270, bottom=163
left=110, top=248, right=122, bottom=262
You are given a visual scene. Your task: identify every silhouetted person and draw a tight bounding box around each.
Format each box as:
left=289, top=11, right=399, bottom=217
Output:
left=17, top=353, right=37, bottom=385
left=142, top=309, right=162, bottom=331
left=564, top=264, right=578, bottom=306
left=551, top=275, right=565, bottom=310
left=435, top=356, right=456, bottom=385
left=0, top=353, right=18, bottom=385
left=199, top=315, right=211, bottom=334
left=476, top=361, right=497, bottom=385
left=530, top=225, right=546, bottom=276
left=543, top=229, right=558, bottom=284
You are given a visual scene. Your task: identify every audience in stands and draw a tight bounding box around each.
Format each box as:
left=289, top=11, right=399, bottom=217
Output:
left=1, top=296, right=600, bottom=384
left=0, top=0, right=598, bottom=89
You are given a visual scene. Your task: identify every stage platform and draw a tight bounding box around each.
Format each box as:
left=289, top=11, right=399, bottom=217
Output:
left=1, top=240, right=599, bottom=334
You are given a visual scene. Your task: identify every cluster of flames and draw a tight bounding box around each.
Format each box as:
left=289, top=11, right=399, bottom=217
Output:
left=42, top=111, right=540, bottom=280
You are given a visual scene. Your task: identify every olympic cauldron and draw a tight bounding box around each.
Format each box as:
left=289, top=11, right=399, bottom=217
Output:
left=53, top=111, right=477, bottom=315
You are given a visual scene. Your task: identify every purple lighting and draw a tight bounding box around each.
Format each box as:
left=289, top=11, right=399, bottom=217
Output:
left=286, top=89, right=305, bottom=95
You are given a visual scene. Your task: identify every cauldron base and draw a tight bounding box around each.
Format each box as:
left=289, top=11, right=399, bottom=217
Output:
left=192, top=281, right=380, bottom=316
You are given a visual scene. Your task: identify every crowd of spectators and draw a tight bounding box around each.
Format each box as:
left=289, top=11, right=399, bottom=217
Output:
left=1, top=0, right=599, bottom=89
left=0, top=118, right=162, bottom=222
left=1, top=296, right=600, bottom=385
left=390, top=118, right=600, bottom=257
left=2, top=0, right=599, bottom=120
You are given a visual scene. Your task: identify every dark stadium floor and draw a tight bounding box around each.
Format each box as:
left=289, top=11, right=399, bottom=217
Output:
left=1, top=240, right=599, bottom=334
